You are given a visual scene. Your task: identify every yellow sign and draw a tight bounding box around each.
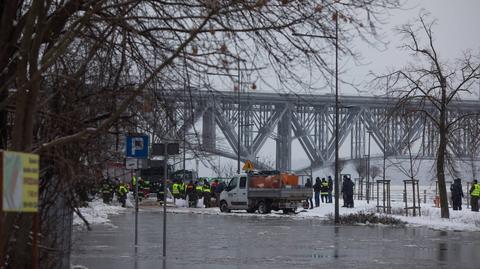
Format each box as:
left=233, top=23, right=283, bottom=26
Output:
left=242, top=160, right=254, bottom=171
left=1, top=151, right=39, bottom=212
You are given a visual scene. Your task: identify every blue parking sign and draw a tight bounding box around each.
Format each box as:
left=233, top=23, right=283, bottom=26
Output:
left=126, top=135, right=149, bottom=158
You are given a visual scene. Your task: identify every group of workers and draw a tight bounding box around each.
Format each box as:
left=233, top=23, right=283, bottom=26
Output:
left=101, top=175, right=480, bottom=213
left=101, top=175, right=228, bottom=208
left=305, top=176, right=334, bottom=208
left=451, top=179, right=480, bottom=211
left=101, top=178, right=129, bottom=207
left=171, top=179, right=225, bottom=208
left=305, top=175, right=355, bottom=209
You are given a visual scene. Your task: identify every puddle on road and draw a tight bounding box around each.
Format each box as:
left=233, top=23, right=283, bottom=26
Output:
left=72, top=211, right=480, bottom=269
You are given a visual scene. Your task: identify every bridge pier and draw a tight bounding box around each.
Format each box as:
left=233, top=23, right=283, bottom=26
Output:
left=202, top=107, right=216, bottom=151
left=276, top=108, right=291, bottom=171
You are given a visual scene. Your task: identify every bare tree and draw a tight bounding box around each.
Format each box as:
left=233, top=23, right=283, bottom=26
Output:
left=388, top=111, right=423, bottom=182
left=377, top=14, right=480, bottom=218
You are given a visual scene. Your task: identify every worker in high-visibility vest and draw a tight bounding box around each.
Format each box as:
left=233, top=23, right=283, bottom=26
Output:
left=470, top=180, right=480, bottom=212
left=131, top=175, right=141, bottom=200
left=196, top=181, right=204, bottom=201
left=203, top=180, right=212, bottom=208
left=171, top=181, right=181, bottom=199
left=131, top=176, right=137, bottom=191
left=117, top=183, right=129, bottom=207
left=181, top=181, right=187, bottom=199
left=320, top=178, right=329, bottom=203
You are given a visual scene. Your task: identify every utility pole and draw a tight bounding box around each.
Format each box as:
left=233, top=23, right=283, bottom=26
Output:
left=162, top=142, right=168, bottom=258
left=237, top=60, right=242, bottom=174
left=292, top=10, right=340, bottom=223
left=366, top=130, right=372, bottom=204
left=333, top=10, right=340, bottom=223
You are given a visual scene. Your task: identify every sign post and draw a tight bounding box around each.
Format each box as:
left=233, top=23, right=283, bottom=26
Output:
left=126, top=135, right=149, bottom=248
left=162, top=143, right=168, bottom=258
left=151, top=142, right=179, bottom=260
left=1, top=150, right=40, bottom=268
left=242, top=159, right=254, bottom=172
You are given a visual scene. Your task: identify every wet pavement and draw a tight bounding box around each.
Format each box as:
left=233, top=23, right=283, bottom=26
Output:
left=71, top=209, right=480, bottom=269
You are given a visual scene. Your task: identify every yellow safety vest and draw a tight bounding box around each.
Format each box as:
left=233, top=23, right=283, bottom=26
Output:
left=195, top=186, right=203, bottom=192
left=203, top=186, right=211, bottom=193
left=172, top=184, right=180, bottom=194
left=472, top=184, right=480, bottom=197
left=119, top=185, right=128, bottom=194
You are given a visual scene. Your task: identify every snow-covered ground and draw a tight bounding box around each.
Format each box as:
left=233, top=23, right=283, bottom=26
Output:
left=71, top=265, right=89, bottom=269
left=73, top=194, right=480, bottom=232
left=168, top=199, right=480, bottom=232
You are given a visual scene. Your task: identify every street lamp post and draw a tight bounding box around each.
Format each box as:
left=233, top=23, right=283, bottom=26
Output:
left=292, top=10, right=339, bottom=223
left=333, top=11, right=340, bottom=223
left=237, top=60, right=242, bottom=174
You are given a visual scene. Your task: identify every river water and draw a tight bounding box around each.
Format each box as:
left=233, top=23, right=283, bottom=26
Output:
left=71, top=210, right=480, bottom=269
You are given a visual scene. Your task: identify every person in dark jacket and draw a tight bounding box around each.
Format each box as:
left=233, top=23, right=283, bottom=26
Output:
left=214, top=181, right=225, bottom=207
left=450, top=178, right=464, bottom=210
left=327, top=176, right=333, bottom=203
left=203, top=179, right=212, bottom=208
left=342, top=176, right=354, bottom=208
left=101, top=179, right=113, bottom=204
left=304, top=178, right=314, bottom=209
left=186, top=181, right=198, bottom=208
left=320, top=178, right=329, bottom=203
left=313, top=177, right=321, bottom=207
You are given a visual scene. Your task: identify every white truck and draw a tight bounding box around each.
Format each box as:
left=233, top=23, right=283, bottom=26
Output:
left=219, top=171, right=312, bottom=214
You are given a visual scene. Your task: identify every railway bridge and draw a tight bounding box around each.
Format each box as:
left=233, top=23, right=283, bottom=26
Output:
left=151, top=90, right=480, bottom=172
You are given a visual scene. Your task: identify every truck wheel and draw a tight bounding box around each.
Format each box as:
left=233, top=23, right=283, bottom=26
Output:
left=220, top=201, right=230, bottom=213
left=257, top=201, right=269, bottom=214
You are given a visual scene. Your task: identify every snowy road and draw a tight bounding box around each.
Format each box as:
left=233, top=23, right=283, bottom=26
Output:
left=71, top=207, right=480, bottom=269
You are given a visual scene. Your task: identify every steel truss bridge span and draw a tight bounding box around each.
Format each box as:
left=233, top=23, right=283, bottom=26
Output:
left=157, top=90, right=480, bottom=172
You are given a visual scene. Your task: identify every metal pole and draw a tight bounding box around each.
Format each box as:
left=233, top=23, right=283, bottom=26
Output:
left=183, top=50, right=188, bottom=184
left=134, top=168, right=139, bottom=246
left=163, top=143, right=168, bottom=258
left=334, top=10, right=340, bottom=223
left=237, top=59, right=241, bottom=174
left=367, top=131, right=371, bottom=204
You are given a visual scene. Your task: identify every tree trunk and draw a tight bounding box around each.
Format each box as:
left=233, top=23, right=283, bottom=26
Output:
left=437, top=79, right=450, bottom=219
left=436, top=136, right=449, bottom=218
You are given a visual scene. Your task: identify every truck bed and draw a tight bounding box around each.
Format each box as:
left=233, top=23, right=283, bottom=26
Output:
left=248, top=187, right=312, bottom=199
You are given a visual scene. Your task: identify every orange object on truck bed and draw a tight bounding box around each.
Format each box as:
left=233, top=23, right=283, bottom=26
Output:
left=249, top=172, right=299, bottom=188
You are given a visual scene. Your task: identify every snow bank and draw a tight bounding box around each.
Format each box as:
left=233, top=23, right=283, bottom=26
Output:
left=395, top=205, right=480, bottom=232
left=71, top=265, right=89, bottom=269
left=167, top=199, right=480, bottom=231
left=73, top=199, right=126, bottom=227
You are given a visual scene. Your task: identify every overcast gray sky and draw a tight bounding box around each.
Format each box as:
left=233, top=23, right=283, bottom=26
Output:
left=197, top=0, right=480, bottom=176
left=344, top=0, right=480, bottom=95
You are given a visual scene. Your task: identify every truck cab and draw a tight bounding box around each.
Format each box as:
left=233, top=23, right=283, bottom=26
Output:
left=219, top=174, right=249, bottom=210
